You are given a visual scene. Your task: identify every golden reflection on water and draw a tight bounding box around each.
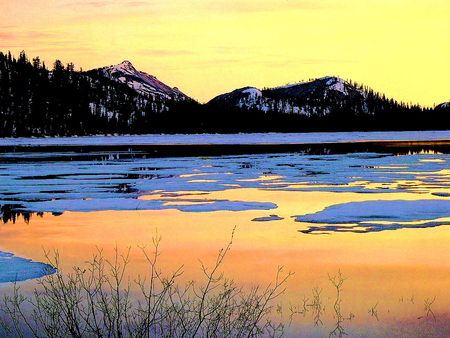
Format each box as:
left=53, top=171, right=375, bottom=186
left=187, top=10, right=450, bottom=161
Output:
left=402, top=150, right=445, bottom=156
left=1, top=188, right=450, bottom=336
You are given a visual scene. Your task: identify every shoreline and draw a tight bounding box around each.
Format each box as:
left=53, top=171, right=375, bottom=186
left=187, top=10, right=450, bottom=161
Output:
left=1, top=138, right=449, bottom=161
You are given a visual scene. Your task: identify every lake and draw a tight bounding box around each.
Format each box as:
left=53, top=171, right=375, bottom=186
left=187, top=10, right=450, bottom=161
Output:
left=1, top=132, right=450, bottom=337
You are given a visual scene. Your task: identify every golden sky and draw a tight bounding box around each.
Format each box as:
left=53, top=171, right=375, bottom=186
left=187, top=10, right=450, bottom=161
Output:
left=1, top=0, right=449, bottom=106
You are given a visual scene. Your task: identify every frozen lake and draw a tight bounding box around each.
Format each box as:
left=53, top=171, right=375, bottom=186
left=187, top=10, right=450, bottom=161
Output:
left=1, top=132, right=450, bottom=337
left=2, top=130, right=450, bottom=146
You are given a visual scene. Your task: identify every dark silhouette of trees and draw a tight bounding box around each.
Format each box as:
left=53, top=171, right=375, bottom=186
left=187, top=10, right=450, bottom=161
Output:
left=0, top=50, right=448, bottom=136
left=53, top=59, right=64, bottom=72
left=0, top=50, right=205, bottom=136
left=32, top=56, right=41, bottom=69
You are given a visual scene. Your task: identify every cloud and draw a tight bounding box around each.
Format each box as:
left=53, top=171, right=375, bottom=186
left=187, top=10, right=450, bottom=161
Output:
left=59, top=0, right=150, bottom=9
left=137, top=49, right=195, bottom=56
left=252, top=59, right=355, bottom=68
left=298, top=59, right=355, bottom=64
left=86, top=1, right=110, bottom=8
left=0, top=32, right=15, bottom=40
left=0, top=44, right=25, bottom=50
left=214, top=46, right=258, bottom=54
left=14, top=32, right=72, bottom=47
left=22, top=31, right=60, bottom=40
left=201, top=0, right=340, bottom=14
left=188, top=58, right=244, bottom=67
left=0, top=30, right=62, bottom=47
left=122, top=2, right=150, bottom=7
left=60, top=1, right=110, bottom=8
left=34, top=46, right=95, bottom=53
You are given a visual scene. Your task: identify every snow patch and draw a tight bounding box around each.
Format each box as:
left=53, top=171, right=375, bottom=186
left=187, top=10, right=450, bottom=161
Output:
left=242, top=88, right=262, bottom=98
left=437, top=102, right=450, bottom=109
left=325, top=77, right=348, bottom=95
left=328, top=81, right=347, bottom=95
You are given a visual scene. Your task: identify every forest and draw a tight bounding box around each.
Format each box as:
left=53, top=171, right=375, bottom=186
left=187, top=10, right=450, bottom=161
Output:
left=0, top=50, right=448, bottom=137
left=0, top=51, right=201, bottom=136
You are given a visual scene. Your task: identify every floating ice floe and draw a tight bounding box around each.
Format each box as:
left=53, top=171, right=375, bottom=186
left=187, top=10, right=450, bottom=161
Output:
left=252, top=215, right=284, bottom=222
left=295, top=200, right=450, bottom=234
left=0, top=251, right=55, bottom=283
left=18, top=198, right=276, bottom=214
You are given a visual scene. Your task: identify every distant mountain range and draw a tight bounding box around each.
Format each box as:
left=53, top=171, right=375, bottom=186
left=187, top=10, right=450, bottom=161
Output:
left=0, top=50, right=448, bottom=136
left=207, top=77, right=450, bottom=131
left=207, top=76, right=450, bottom=116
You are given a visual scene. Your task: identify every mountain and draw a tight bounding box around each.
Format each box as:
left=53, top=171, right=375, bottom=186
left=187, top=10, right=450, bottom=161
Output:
left=436, top=102, right=450, bottom=110
left=0, top=51, right=200, bottom=136
left=207, top=86, right=264, bottom=109
left=98, top=61, right=191, bottom=101
left=0, top=50, right=447, bottom=136
left=269, top=76, right=362, bottom=101
left=206, top=76, right=450, bottom=131
left=207, top=76, right=368, bottom=116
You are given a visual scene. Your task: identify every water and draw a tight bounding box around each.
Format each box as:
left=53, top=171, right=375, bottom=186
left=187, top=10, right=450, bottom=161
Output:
left=1, top=133, right=450, bottom=337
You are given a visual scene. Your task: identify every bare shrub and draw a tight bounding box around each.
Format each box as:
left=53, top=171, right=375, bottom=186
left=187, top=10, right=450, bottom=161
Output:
left=0, top=228, right=292, bottom=337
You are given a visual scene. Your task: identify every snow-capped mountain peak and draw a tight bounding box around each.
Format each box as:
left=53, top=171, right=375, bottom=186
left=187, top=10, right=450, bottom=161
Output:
left=98, top=61, right=191, bottom=101
left=116, top=60, right=137, bottom=73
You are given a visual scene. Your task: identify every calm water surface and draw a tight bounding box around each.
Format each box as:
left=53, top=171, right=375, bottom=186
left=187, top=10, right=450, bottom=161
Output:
left=1, top=133, right=450, bottom=337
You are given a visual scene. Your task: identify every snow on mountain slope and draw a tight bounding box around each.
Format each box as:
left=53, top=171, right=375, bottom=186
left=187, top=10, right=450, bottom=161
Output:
left=206, top=86, right=275, bottom=113
left=100, top=61, right=191, bottom=101
left=326, top=77, right=348, bottom=95
left=270, top=76, right=361, bottom=100
left=207, top=86, right=261, bottom=107
left=436, top=102, right=450, bottom=109
left=207, top=77, right=365, bottom=116
left=242, top=87, right=263, bottom=98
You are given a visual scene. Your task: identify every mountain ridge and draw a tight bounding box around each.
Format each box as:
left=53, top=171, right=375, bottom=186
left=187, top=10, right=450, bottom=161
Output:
left=204, top=76, right=450, bottom=132
left=98, top=60, right=191, bottom=101
left=0, top=50, right=449, bottom=136
left=207, top=76, right=370, bottom=117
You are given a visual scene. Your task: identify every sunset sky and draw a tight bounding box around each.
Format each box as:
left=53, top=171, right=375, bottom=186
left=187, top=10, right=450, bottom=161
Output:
left=1, top=0, right=449, bottom=106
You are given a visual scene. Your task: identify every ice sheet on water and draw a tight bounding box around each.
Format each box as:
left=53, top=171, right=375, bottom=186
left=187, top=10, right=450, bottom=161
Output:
left=0, top=152, right=449, bottom=215
left=1, top=131, right=450, bottom=146
left=19, top=198, right=276, bottom=213
left=295, top=200, right=450, bottom=234
left=0, top=251, right=55, bottom=283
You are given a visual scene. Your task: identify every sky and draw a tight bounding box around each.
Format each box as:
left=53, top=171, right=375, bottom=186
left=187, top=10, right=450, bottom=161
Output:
left=1, top=0, right=449, bottom=106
